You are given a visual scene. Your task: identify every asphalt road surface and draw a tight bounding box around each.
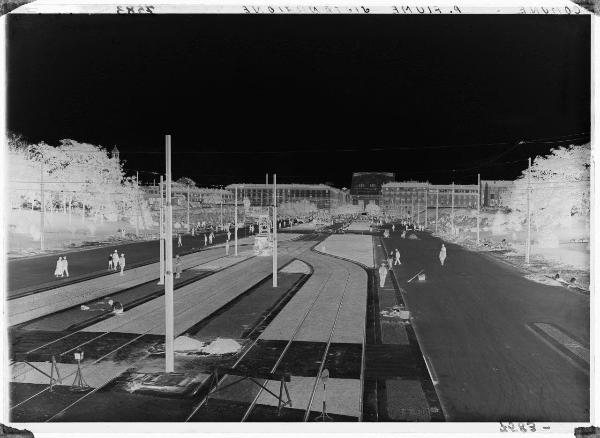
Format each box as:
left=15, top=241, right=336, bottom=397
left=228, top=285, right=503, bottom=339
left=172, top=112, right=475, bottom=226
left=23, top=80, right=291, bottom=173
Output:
left=381, top=227, right=589, bottom=422
left=7, top=229, right=250, bottom=296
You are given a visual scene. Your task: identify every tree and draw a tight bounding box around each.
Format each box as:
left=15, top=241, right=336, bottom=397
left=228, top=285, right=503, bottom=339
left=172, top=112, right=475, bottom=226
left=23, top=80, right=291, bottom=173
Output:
left=365, top=202, right=382, bottom=217
left=506, top=143, right=590, bottom=233
left=176, top=177, right=196, bottom=187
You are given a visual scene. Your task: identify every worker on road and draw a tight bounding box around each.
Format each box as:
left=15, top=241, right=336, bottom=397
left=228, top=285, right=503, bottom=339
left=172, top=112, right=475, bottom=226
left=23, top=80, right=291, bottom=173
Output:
left=112, top=250, right=119, bottom=271
left=378, top=262, right=388, bottom=288
left=175, top=255, right=182, bottom=279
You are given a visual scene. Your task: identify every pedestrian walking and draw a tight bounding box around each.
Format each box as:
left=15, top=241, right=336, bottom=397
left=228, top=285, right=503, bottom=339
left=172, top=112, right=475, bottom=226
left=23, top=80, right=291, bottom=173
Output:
left=178, top=233, right=183, bottom=247
left=209, top=232, right=213, bottom=244
left=439, top=244, right=447, bottom=267
left=394, top=248, right=401, bottom=265
left=204, top=233, right=207, bottom=246
left=175, top=255, right=182, bottom=279
left=191, top=227, right=195, bottom=237
left=54, top=257, right=63, bottom=277
left=392, top=224, right=395, bottom=232
left=62, top=256, right=69, bottom=277
left=401, top=230, right=406, bottom=239
left=378, top=262, right=388, bottom=288
left=112, top=250, right=119, bottom=271
left=119, top=253, right=126, bottom=275
left=108, top=254, right=113, bottom=271
left=387, top=252, right=394, bottom=270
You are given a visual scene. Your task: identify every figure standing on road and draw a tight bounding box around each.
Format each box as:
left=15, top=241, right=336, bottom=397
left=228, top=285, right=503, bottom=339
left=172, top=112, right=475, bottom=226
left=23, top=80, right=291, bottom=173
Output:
left=119, top=253, right=126, bottom=275
left=401, top=230, right=406, bottom=239
left=54, top=257, right=63, bottom=278
left=175, top=255, right=182, bottom=279
left=439, top=244, right=447, bottom=267
left=204, top=233, right=207, bottom=246
left=378, top=262, right=388, bottom=288
left=62, top=256, right=69, bottom=277
left=177, top=233, right=183, bottom=247
left=191, top=227, right=195, bottom=237
left=112, top=250, right=119, bottom=271
left=392, top=224, right=395, bottom=232
left=227, top=230, right=231, bottom=241
left=394, top=248, right=401, bottom=265
left=209, top=232, right=213, bottom=245
left=108, top=254, right=113, bottom=271
left=387, top=252, right=394, bottom=270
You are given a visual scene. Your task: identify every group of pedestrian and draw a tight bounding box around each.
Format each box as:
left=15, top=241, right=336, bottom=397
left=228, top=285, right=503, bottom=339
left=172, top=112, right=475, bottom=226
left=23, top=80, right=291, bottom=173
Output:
left=54, top=256, right=69, bottom=278
left=107, top=250, right=126, bottom=275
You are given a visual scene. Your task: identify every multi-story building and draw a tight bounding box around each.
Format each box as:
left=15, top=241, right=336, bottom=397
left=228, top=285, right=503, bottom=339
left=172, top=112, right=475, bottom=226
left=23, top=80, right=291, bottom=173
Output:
left=381, top=181, right=479, bottom=216
left=480, top=180, right=514, bottom=208
left=225, top=183, right=351, bottom=212
left=350, top=172, right=395, bottom=208
left=143, top=183, right=234, bottom=209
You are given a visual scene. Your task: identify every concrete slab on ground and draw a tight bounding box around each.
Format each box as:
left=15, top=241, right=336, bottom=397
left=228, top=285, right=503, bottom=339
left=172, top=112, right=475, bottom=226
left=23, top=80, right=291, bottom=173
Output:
left=346, top=221, right=372, bottom=232
left=256, top=376, right=361, bottom=418
left=316, top=234, right=374, bottom=267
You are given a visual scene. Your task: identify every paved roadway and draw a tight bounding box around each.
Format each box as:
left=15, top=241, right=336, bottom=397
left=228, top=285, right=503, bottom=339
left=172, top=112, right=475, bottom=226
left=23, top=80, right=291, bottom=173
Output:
left=381, top=227, right=589, bottom=421
left=7, top=229, right=251, bottom=296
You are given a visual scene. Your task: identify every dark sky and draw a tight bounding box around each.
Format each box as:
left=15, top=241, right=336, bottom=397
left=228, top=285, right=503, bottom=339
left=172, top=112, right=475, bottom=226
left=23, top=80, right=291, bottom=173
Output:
left=7, top=14, right=590, bottom=188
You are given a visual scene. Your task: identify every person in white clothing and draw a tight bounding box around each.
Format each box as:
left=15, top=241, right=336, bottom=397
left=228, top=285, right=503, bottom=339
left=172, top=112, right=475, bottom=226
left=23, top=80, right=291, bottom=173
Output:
left=439, top=244, right=447, bottom=267
left=62, top=256, right=69, bottom=277
left=227, top=230, right=231, bottom=241
left=394, top=249, right=401, bottom=265
left=54, top=257, right=63, bottom=277
left=204, top=233, right=208, bottom=246
left=378, top=262, right=388, bottom=288
left=119, top=253, right=126, bottom=275
left=177, top=234, right=183, bottom=247
left=112, top=250, right=119, bottom=271
left=392, top=224, right=395, bottom=232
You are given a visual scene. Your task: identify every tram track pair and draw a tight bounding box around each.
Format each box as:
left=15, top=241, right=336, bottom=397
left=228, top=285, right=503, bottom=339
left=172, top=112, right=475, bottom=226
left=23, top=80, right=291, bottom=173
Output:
left=186, top=252, right=356, bottom=422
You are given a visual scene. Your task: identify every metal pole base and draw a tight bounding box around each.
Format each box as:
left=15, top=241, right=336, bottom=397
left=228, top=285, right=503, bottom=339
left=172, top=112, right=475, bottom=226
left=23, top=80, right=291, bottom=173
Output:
left=314, top=401, right=334, bottom=421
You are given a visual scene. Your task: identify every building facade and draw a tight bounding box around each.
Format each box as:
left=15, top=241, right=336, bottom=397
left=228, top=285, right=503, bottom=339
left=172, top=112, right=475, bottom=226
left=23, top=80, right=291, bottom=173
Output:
left=143, top=183, right=234, bottom=209
left=225, top=183, right=351, bottom=212
left=382, top=181, right=479, bottom=216
left=350, top=172, right=395, bottom=208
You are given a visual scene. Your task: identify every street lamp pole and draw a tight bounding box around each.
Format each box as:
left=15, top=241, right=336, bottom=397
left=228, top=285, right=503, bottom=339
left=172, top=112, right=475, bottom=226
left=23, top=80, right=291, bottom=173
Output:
left=164, top=135, right=174, bottom=373
left=477, top=173, right=481, bottom=245
left=235, top=185, right=238, bottom=256
left=158, top=175, right=165, bottom=285
left=273, top=174, right=278, bottom=287
left=526, top=157, right=532, bottom=264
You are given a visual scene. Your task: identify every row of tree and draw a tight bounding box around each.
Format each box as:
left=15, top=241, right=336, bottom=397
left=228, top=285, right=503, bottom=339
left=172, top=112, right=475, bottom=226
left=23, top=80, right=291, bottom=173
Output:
left=8, top=134, right=148, bottom=226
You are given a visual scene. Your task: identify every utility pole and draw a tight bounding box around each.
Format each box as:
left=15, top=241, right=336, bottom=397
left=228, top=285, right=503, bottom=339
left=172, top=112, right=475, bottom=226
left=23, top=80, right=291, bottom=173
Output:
left=165, top=135, right=174, bottom=373
left=425, top=186, right=428, bottom=228
left=477, top=173, right=481, bottom=245
left=158, top=175, right=165, bottom=286
left=40, top=161, right=45, bottom=251
left=273, top=174, right=278, bottom=287
left=451, top=182, right=455, bottom=235
left=187, top=184, right=190, bottom=233
left=135, top=171, right=140, bottom=237
left=435, top=189, right=439, bottom=233
left=234, top=185, right=238, bottom=256
left=526, top=157, right=531, bottom=264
